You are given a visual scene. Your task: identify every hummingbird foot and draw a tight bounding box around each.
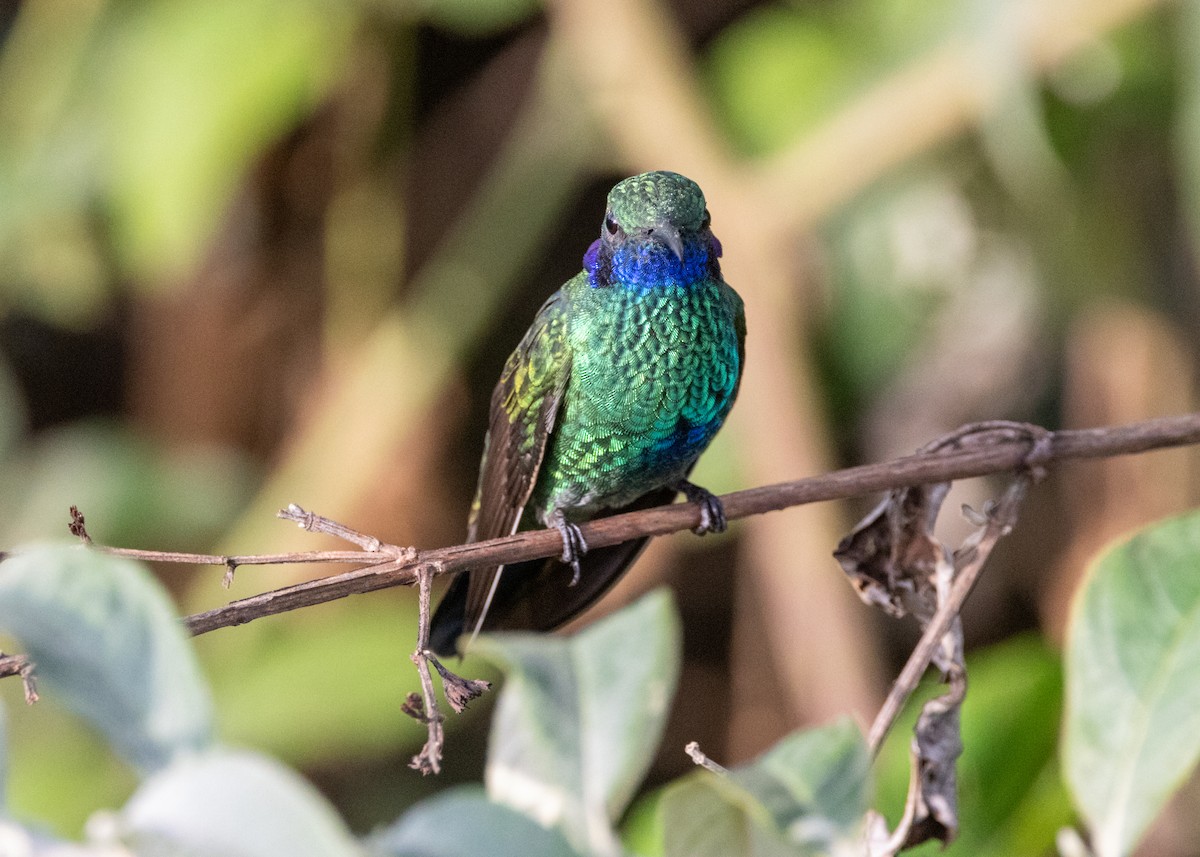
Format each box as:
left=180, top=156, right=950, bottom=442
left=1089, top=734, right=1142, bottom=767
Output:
left=548, top=509, right=588, bottom=586
left=673, top=480, right=727, bottom=535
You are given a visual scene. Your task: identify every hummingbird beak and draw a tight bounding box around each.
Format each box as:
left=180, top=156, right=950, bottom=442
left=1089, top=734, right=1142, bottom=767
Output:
left=649, top=223, right=685, bottom=261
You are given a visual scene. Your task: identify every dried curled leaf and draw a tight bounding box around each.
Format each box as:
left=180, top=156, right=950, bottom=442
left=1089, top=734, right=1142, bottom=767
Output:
left=430, top=657, right=492, bottom=714
left=834, top=481, right=951, bottom=616
left=837, top=441, right=1020, bottom=855
left=903, top=658, right=965, bottom=848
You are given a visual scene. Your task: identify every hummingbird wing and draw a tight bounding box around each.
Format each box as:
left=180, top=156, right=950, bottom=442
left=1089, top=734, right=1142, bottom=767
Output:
left=430, top=278, right=746, bottom=656
left=450, top=288, right=573, bottom=647
left=447, top=485, right=679, bottom=640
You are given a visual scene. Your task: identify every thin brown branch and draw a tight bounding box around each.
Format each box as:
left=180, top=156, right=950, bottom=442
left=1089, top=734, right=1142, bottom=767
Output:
left=0, top=654, right=38, bottom=703
left=408, top=565, right=444, bottom=775
left=279, top=503, right=388, bottom=553
left=685, top=740, right=729, bottom=775
left=0, top=653, right=27, bottom=680
left=67, top=506, right=390, bottom=569
left=866, top=475, right=1031, bottom=755
left=177, top=414, right=1200, bottom=636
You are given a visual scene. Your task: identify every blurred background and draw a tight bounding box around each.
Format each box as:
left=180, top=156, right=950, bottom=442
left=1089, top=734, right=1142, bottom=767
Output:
left=1, top=0, right=1199, bottom=851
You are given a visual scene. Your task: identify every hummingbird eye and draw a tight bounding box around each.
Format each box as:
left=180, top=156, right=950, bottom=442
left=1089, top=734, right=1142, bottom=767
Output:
left=701, top=209, right=711, bottom=229
left=604, top=213, right=620, bottom=236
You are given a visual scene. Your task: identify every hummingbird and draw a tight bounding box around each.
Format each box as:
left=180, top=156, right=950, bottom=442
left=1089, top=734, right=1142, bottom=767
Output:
left=429, top=171, right=745, bottom=656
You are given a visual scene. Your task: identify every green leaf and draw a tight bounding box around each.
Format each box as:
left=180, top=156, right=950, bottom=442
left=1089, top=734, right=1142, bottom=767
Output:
left=662, top=777, right=799, bottom=857
left=99, top=0, right=351, bottom=278
left=0, top=546, right=213, bottom=774
left=369, top=786, right=581, bottom=857
left=732, top=718, right=870, bottom=837
left=121, top=749, right=360, bottom=857
left=620, top=787, right=667, bottom=857
left=1063, top=509, right=1200, bottom=857
left=473, top=589, right=682, bottom=857
left=662, top=719, right=870, bottom=857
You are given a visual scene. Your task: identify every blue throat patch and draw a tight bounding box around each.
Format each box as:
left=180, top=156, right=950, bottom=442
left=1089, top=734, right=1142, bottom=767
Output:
left=584, top=236, right=721, bottom=289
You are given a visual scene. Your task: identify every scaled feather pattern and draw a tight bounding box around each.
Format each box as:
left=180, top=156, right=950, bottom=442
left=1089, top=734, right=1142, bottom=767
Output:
left=429, top=171, right=745, bottom=656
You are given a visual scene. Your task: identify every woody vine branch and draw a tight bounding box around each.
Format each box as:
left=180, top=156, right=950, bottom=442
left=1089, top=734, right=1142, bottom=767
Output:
left=44, top=411, right=1200, bottom=639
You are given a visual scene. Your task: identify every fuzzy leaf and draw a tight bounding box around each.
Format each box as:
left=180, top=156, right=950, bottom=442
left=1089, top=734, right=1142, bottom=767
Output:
left=370, top=786, right=580, bottom=857
left=474, top=589, right=681, bottom=857
left=121, top=749, right=360, bottom=857
left=663, top=719, right=870, bottom=857
left=0, top=545, right=213, bottom=773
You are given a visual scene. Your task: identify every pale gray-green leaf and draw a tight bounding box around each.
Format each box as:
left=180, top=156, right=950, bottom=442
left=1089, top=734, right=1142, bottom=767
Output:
left=369, top=786, right=580, bottom=857
left=1063, top=509, right=1200, bottom=857
left=663, top=719, right=870, bottom=857
left=0, top=545, right=213, bottom=773
left=732, top=718, right=870, bottom=842
left=121, top=749, right=360, bottom=857
left=662, top=777, right=801, bottom=857
left=474, top=589, right=681, bottom=857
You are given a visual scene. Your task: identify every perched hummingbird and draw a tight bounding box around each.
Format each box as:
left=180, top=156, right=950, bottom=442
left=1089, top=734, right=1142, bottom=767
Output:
left=429, top=171, right=745, bottom=656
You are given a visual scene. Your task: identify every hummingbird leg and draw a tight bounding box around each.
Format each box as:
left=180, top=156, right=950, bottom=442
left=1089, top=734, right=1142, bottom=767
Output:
left=548, top=509, right=588, bottom=586
left=673, top=480, right=727, bottom=535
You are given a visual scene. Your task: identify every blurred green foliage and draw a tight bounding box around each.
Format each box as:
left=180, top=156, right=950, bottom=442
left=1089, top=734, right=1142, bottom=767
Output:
left=874, top=636, right=1071, bottom=856
left=0, top=0, right=1198, bottom=852
left=705, top=0, right=958, bottom=155
left=3, top=526, right=1197, bottom=855
left=101, top=0, right=353, bottom=279
left=0, top=0, right=353, bottom=318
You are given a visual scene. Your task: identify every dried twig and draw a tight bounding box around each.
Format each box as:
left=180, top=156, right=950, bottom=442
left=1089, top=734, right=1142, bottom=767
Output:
left=156, top=415, right=1200, bottom=637
left=278, top=503, right=389, bottom=553
left=19, top=415, right=1190, bottom=639
left=841, top=423, right=1048, bottom=854
left=865, top=474, right=1032, bottom=755
left=685, top=741, right=729, bottom=775
left=67, top=506, right=397, bottom=572
left=0, top=653, right=38, bottom=704
left=407, top=565, right=445, bottom=775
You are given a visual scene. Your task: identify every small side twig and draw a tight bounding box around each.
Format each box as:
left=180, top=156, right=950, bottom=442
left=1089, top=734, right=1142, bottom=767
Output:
left=685, top=740, right=729, bottom=775
left=279, top=503, right=388, bottom=553
left=407, top=564, right=445, bottom=775
left=0, top=653, right=38, bottom=704
left=429, top=656, right=491, bottom=714
left=866, top=473, right=1032, bottom=755
left=65, top=505, right=409, bottom=579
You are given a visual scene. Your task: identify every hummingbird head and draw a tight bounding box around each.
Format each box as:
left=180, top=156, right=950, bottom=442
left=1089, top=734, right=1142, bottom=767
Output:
left=584, top=171, right=722, bottom=289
